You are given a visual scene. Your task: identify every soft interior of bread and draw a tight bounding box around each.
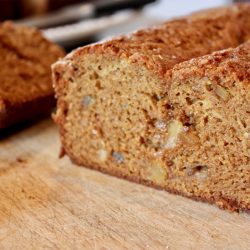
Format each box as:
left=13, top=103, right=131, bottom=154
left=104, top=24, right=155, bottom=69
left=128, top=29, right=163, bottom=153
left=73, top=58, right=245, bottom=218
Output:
left=164, top=74, right=250, bottom=208
left=59, top=54, right=168, bottom=177
left=59, top=54, right=249, bottom=210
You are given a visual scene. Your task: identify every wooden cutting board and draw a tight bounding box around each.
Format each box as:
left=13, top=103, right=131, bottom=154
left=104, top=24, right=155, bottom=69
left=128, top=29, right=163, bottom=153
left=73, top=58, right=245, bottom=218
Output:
left=0, top=119, right=249, bottom=250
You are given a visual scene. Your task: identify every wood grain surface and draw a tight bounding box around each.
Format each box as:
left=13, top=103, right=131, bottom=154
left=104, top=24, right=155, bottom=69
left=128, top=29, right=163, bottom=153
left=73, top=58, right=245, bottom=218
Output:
left=0, top=119, right=249, bottom=250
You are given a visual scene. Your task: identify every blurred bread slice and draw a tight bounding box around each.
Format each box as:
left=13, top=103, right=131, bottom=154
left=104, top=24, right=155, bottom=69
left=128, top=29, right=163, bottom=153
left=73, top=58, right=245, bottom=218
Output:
left=0, top=21, right=65, bottom=129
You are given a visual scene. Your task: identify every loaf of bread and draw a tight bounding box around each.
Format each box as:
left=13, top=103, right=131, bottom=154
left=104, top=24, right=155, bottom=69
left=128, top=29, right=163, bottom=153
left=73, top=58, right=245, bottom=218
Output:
left=0, top=22, right=65, bottom=129
left=52, top=4, right=250, bottom=212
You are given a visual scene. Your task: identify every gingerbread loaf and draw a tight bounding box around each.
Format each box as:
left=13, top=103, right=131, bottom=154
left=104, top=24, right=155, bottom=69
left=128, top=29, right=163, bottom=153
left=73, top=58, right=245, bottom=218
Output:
left=52, top=4, right=250, bottom=212
left=0, top=21, right=65, bottom=129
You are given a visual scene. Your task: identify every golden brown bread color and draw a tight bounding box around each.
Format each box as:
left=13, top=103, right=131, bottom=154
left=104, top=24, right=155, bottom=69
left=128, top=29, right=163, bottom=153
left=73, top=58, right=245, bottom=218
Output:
left=52, top=4, right=250, bottom=212
left=0, top=21, right=65, bottom=129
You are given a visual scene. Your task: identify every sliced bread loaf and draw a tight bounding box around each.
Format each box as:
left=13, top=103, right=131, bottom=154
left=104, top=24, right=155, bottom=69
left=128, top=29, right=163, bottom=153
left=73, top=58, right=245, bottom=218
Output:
left=52, top=4, right=250, bottom=211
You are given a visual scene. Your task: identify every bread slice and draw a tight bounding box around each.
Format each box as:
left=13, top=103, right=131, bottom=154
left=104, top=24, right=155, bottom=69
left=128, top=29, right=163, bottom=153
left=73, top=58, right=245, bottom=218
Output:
left=52, top=4, right=250, bottom=212
left=162, top=42, right=250, bottom=211
left=0, top=21, right=65, bottom=129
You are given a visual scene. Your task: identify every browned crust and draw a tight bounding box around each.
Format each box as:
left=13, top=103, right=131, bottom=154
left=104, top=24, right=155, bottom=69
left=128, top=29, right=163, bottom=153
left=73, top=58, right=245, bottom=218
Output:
left=0, top=95, right=55, bottom=129
left=52, top=3, right=250, bottom=80
left=65, top=151, right=249, bottom=213
left=170, top=41, right=250, bottom=84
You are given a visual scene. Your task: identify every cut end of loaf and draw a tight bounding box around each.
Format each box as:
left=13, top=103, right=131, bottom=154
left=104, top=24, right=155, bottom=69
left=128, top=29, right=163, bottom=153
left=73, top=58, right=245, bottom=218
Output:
left=53, top=45, right=250, bottom=212
left=53, top=52, right=167, bottom=177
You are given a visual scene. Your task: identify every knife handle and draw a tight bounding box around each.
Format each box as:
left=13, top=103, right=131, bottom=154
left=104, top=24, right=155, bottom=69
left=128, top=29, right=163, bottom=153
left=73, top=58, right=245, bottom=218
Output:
left=95, top=0, right=157, bottom=16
